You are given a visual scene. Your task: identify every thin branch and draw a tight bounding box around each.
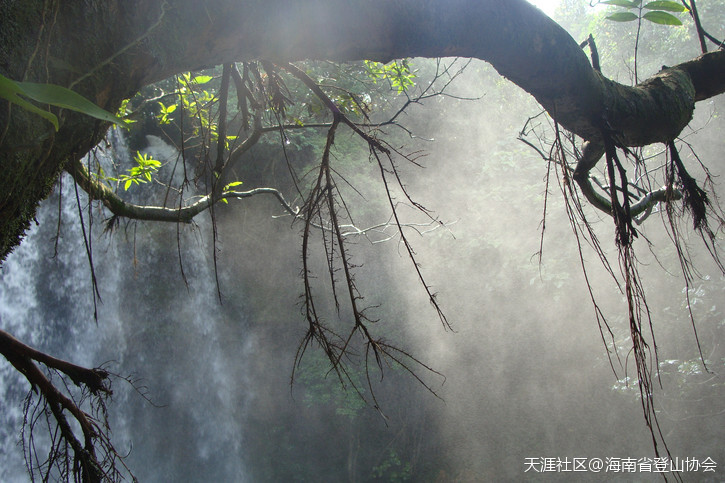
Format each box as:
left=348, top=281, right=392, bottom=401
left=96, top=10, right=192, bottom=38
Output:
left=213, top=63, right=232, bottom=175
left=69, top=157, right=299, bottom=223
left=572, top=141, right=682, bottom=219
left=277, top=61, right=391, bottom=155
left=684, top=0, right=708, bottom=53
left=0, top=328, right=127, bottom=482
left=580, top=34, right=601, bottom=72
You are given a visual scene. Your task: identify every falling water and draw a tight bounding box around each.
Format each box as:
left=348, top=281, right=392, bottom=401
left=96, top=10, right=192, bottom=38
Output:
left=0, top=132, right=251, bottom=481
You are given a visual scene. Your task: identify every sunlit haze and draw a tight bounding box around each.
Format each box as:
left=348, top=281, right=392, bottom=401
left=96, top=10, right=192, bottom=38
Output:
left=529, top=0, right=562, bottom=16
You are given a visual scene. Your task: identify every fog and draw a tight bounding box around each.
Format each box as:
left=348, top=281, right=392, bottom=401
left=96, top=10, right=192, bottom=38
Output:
left=1, top=4, right=725, bottom=482
left=369, top=60, right=725, bottom=479
left=530, top=0, right=562, bottom=16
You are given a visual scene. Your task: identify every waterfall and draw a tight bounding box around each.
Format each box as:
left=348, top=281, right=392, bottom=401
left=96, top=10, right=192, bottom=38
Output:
left=0, top=132, right=251, bottom=481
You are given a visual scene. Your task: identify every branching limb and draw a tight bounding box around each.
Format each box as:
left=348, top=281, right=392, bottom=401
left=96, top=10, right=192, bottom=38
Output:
left=572, top=140, right=682, bottom=219
left=64, top=108, right=298, bottom=225
left=275, top=205, right=454, bottom=243
left=67, top=157, right=300, bottom=224
left=64, top=57, right=460, bottom=429
left=287, top=62, right=454, bottom=410
left=0, top=329, right=108, bottom=394
left=372, top=58, right=479, bottom=132
left=580, top=34, right=601, bottom=73
left=0, top=328, right=131, bottom=482
left=276, top=61, right=391, bottom=155
left=681, top=0, right=724, bottom=52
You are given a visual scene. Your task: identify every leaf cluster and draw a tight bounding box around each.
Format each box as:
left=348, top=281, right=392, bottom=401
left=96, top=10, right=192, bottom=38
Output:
left=602, top=0, right=689, bottom=25
left=116, top=151, right=162, bottom=190
left=364, top=59, right=417, bottom=94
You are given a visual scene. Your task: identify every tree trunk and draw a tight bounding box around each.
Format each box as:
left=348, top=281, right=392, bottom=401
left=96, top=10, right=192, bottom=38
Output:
left=1, top=0, right=723, bottom=262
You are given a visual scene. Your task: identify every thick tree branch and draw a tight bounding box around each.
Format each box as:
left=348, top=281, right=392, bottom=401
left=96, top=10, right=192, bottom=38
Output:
left=66, top=156, right=299, bottom=222
left=676, top=49, right=725, bottom=101
left=128, top=0, right=723, bottom=148
left=0, top=328, right=113, bottom=482
left=2, top=0, right=725, bottom=261
left=0, top=329, right=109, bottom=394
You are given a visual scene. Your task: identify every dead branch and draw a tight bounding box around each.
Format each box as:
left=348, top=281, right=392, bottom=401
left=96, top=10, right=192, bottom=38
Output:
left=572, top=140, right=682, bottom=219
left=0, top=328, right=131, bottom=482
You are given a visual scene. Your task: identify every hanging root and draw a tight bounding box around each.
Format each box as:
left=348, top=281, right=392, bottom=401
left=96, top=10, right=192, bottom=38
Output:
left=667, top=140, right=709, bottom=230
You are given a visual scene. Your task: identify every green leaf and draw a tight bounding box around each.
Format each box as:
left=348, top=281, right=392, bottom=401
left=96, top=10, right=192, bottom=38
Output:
left=223, top=181, right=243, bottom=191
left=606, top=11, right=639, bottom=21
left=643, top=10, right=683, bottom=24
left=644, top=1, right=688, bottom=12
left=16, top=80, right=126, bottom=127
left=0, top=74, right=60, bottom=129
left=117, top=98, right=131, bottom=117
left=134, top=151, right=161, bottom=167
left=191, top=75, right=213, bottom=84
left=601, top=0, right=640, bottom=8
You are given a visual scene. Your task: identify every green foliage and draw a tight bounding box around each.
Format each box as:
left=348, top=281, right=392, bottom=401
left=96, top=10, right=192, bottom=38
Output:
left=118, top=151, right=162, bottom=190
left=606, top=11, right=639, bottom=21
left=0, top=74, right=59, bottom=129
left=602, top=0, right=641, bottom=7
left=187, top=74, right=213, bottom=85
left=115, top=98, right=136, bottom=126
left=644, top=0, right=690, bottom=12
left=0, top=73, right=125, bottom=130
left=297, top=351, right=367, bottom=418
left=147, top=71, right=220, bottom=140
left=156, top=101, right=177, bottom=124
left=642, top=10, right=685, bottom=25
left=372, top=449, right=413, bottom=481
left=601, top=0, right=688, bottom=25
left=364, top=59, right=416, bottom=94
left=222, top=180, right=243, bottom=191
left=219, top=180, right=243, bottom=204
